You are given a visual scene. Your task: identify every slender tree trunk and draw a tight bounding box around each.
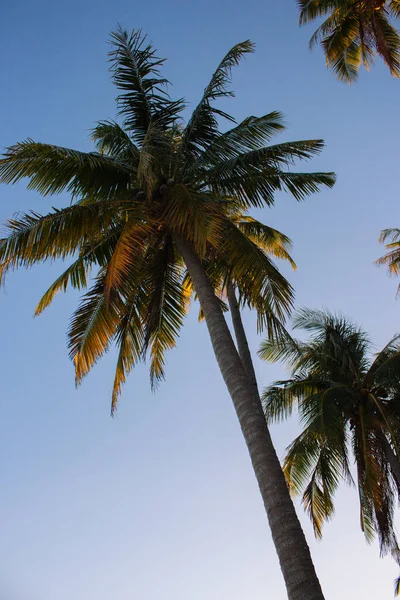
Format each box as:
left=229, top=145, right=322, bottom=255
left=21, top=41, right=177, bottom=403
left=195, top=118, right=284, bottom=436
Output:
left=176, top=237, right=324, bottom=600
left=227, top=281, right=260, bottom=399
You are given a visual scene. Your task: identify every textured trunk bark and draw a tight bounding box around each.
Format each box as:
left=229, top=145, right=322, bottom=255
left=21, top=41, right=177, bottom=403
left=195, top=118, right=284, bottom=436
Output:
left=176, top=237, right=325, bottom=600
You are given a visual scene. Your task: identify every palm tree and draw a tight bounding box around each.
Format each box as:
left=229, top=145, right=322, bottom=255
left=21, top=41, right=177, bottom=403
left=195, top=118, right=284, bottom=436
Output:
left=377, top=228, right=400, bottom=294
left=0, top=28, right=336, bottom=599
left=260, top=309, right=400, bottom=592
left=297, top=0, right=400, bottom=82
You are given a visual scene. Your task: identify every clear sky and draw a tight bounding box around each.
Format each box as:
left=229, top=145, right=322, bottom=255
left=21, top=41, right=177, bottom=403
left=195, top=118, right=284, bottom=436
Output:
left=1, top=1, right=399, bottom=598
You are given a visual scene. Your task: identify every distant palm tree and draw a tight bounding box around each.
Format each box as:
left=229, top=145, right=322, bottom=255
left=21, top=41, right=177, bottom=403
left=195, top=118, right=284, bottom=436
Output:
left=0, top=28, right=336, bottom=600
left=377, top=228, right=400, bottom=294
left=297, top=0, right=400, bottom=82
left=260, top=309, right=400, bottom=592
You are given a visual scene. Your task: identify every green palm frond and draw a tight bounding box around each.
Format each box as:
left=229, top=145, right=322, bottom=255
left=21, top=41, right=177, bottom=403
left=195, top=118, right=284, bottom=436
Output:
left=261, top=308, right=400, bottom=563
left=370, top=9, right=400, bottom=77
left=259, top=334, right=303, bottom=365
left=204, top=141, right=335, bottom=208
left=0, top=140, right=131, bottom=198
left=298, top=0, right=340, bottom=25
left=91, top=120, right=139, bottom=161
left=108, top=27, right=184, bottom=143
left=180, top=40, right=254, bottom=161
left=198, top=112, right=286, bottom=163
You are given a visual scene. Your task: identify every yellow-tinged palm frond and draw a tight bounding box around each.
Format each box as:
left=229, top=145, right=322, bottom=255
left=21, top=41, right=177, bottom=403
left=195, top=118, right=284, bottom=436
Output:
left=0, top=203, right=126, bottom=285
left=213, top=216, right=295, bottom=322
left=68, top=271, right=123, bottom=383
left=0, top=27, right=335, bottom=414
left=35, top=229, right=121, bottom=315
left=141, top=238, right=189, bottom=388
left=298, top=0, right=400, bottom=82
left=104, top=218, right=152, bottom=302
left=234, top=216, right=297, bottom=269
left=377, top=228, right=400, bottom=295
left=111, top=285, right=147, bottom=413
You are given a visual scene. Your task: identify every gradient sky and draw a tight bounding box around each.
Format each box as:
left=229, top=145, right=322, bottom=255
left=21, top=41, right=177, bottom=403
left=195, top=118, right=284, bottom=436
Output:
left=1, top=1, right=400, bottom=598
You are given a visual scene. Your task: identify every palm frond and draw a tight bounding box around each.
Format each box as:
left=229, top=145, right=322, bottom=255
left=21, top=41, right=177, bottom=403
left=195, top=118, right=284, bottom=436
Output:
left=68, top=272, right=122, bottom=383
left=91, top=120, right=139, bottom=161
left=199, top=112, right=286, bottom=163
left=109, top=27, right=184, bottom=143
left=0, top=140, right=131, bottom=198
left=179, top=40, right=254, bottom=160
left=142, top=238, right=188, bottom=387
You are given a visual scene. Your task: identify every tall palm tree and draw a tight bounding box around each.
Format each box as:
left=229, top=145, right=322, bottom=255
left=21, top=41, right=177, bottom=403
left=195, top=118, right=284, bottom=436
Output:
left=297, top=0, right=400, bottom=82
left=0, top=28, right=336, bottom=600
left=377, top=228, right=400, bottom=294
left=260, top=309, right=400, bottom=593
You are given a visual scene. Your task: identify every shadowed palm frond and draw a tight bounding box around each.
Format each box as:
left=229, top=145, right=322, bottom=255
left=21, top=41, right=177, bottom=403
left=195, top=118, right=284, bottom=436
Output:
left=109, top=26, right=184, bottom=143
left=0, top=140, right=132, bottom=198
left=179, top=40, right=254, bottom=162
left=261, top=308, right=400, bottom=564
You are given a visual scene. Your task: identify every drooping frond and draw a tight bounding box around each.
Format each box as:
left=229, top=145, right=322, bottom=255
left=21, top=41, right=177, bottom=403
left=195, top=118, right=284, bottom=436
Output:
left=104, top=217, right=151, bottom=301
left=0, top=140, right=131, bottom=199
left=141, top=238, right=189, bottom=387
left=35, top=230, right=120, bottom=315
left=91, top=120, right=139, bottom=161
left=213, top=216, right=295, bottom=322
left=298, top=0, right=400, bottom=81
left=111, top=284, right=146, bottom=413
left=259, top=334, right=303, bottom=365
left=68, top=272, right=122, bottom=383
left=0, top=202, right=127, bottom=286
left=234, top=217, right=296, bottom=269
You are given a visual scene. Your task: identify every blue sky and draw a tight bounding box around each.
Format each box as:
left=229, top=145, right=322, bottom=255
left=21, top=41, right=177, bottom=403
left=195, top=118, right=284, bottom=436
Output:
left=1, top=1, right=399, bottom=598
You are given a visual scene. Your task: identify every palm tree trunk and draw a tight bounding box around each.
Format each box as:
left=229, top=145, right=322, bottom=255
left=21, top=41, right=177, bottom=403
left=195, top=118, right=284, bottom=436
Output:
left=176, top=236, right=324, bottom=600
left=227, top=281, right=260, bottom=400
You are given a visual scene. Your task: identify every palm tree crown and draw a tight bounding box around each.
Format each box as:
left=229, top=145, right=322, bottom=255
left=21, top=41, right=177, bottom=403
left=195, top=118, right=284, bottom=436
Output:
left=261, top=309, right=400, bottom=565
left=377, top=228, right=400, bottom=295
left=297, top=0, right=400, bottom=82
left=0, top=28, right=334, bottom=411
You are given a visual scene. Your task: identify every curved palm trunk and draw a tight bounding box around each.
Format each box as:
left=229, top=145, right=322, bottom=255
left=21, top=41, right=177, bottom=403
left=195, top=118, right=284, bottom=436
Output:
left=176, top=237, right=324, bottom=600
left=227, top=281, right=260, bottom=399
